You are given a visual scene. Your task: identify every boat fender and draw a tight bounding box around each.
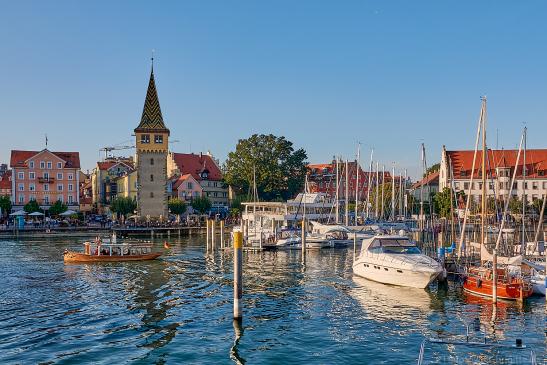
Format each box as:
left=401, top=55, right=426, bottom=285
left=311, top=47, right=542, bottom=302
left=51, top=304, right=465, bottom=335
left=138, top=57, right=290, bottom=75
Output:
left=477, top=279, right=482, bottom=288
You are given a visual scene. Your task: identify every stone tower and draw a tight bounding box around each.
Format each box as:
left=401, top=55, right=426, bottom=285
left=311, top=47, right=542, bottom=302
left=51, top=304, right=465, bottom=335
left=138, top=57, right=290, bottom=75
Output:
left=134, top=64, right=170, bottom=219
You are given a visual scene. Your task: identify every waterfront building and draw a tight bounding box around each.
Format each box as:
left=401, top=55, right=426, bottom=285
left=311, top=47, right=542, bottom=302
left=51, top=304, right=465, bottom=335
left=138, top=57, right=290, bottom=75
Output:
left=10, top=149, right=81, bottom=212
left=307, top=160, right=393, bottom=201
left=115, top=170, right=138, bottom=201
left=439, top=146, right=547, bottom=203
left=167, top=152, right=228, bottom=210
left=0, top=170, right=11, bottom=197
left=91, top=157, right=134, bottom=211
left=409, top=171, right=439, bottom=202
left=79, top=173, right=93, bottom=214
left=134, top=65, right=170, bottom=219
left=167, top=173, right=203, bottom=202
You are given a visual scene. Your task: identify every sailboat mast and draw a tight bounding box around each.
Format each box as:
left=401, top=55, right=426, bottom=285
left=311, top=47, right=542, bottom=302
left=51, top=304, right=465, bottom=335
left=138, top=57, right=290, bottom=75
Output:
left=375, top=162, right=379, bottom=220
left=420, top=144, right=425, bottom=230
left=381, top=165, right=385, bottom=220
left=345, top=159, right=349, bottom=226
left=522, top=127, right=527, bottom=253
left=480, top=97, right=487, bottom=250
left=335, top=157, right=339, bottom=224
left=391, top=164, right=395, bottom=222
left=355, top=143, right=360, bottom=225
left=365, top=149, right=374, bottom=220
left=404, top=169, right=408, bottom=219
left=449, top=157, right=456, bottom=245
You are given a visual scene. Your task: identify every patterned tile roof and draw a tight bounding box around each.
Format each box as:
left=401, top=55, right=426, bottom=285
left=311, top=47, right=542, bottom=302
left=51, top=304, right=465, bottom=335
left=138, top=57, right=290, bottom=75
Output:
left=134, top=68, right=169, bottom=134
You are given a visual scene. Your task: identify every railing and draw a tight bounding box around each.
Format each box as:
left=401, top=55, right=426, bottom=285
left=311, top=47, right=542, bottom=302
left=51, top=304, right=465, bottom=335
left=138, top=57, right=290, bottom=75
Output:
left=38, top=177, right=55, bottom=183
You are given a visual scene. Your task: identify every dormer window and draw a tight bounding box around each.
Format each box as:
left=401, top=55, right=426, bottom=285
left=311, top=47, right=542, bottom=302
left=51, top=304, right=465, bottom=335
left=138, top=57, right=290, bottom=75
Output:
left=154, top=135, right=163, bottom=144
left=201, top=172, right=208, bottom=179
left=141, top=134, right=150, bottom=144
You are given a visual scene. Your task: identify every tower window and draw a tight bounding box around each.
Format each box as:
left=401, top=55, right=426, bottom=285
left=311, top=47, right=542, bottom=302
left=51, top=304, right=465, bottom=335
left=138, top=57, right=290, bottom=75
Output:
left=154, top=135, right=163, bottom=144
left=150, top=174, right=154, bottom=182
left=150, top=192, right=154, bottom=198
left=141, top=134, right=150, bottom=144
left=150, top=158, right=154, bottom=165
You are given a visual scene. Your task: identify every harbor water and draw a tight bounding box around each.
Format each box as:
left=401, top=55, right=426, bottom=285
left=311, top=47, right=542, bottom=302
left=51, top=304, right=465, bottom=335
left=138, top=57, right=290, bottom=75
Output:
left=0, top=236, right=545, bottom=364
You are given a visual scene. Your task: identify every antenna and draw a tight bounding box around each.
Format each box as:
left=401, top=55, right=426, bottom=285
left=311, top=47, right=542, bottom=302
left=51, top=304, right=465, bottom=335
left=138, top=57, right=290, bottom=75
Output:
left=45, top=134, right=48, bottom=148
left=151, top=49, right=155, bottom=68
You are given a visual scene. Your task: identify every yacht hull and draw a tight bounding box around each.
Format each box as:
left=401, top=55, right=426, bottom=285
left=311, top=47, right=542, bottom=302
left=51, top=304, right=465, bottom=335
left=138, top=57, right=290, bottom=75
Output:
left=352, top=260, right=441, bottom=289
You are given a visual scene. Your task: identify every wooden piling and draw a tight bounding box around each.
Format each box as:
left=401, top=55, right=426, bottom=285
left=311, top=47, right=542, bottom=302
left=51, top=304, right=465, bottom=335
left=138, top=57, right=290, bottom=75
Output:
left=301, top=220, right=306, bottom=259
left=233, top=231, right=243, bottom=319
left=220, top=220, right=225, bottom=249
left=212, top=219, right=216, bottom=251
left=206, top=220, right=210, bottom=251
left=492, top=249, right=497, bottom=304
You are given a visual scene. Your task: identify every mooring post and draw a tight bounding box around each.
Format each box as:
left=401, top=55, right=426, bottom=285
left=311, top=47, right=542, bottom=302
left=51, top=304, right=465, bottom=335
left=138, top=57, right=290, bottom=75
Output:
left=353, top=232, right=357, bottom=261
left=233, top=231, right=243, bottom=319
left=206, top=219, right=210, bottom=251
left=212, top=219, right=216, bottom=251
left=220, top=220, right=225, bottom=249
left=492, top=249, right=497, bottom=304
left=301, top=219, right=306, bottom=259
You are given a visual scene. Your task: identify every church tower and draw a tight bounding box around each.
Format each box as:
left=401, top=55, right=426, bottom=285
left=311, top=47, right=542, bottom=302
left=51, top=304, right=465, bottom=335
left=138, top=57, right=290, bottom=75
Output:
left=134, top=62, right=169, bottom=219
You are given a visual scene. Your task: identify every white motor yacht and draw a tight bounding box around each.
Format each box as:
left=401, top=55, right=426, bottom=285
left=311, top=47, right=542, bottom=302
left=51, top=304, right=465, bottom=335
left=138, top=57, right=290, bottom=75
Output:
left=353, top=235, right=443, bottom=289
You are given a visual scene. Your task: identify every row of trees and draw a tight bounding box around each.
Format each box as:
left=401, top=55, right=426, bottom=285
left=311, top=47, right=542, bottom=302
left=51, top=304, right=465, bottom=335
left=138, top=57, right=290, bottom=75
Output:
left=432, top=187, right=546, bottom=219
left=109, top=196, right=213, bottom=220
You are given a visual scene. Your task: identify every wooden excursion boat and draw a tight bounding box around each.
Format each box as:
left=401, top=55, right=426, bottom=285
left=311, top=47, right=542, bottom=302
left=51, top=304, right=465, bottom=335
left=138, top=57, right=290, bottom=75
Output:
left=64, top=240, right=162, bottom=263
left=463, top=266, right=533, bottom=301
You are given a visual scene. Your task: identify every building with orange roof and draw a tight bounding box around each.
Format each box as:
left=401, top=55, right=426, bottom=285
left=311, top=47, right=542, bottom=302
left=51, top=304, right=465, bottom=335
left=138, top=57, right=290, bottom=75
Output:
left=167, top=151, right=228, bottom=209
left=10, top=149, right=81, bottom=212
left=440, top=146, right=547, bottom=202
left=167, top=173, right=203, bottom=203
left=91, top=157, right=134, bottom=211
left=0, top=170, right=12, bottom=197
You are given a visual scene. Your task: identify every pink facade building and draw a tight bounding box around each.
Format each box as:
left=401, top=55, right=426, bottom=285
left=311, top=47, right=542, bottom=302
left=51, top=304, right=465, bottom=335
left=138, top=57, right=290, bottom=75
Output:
left=10, top=149, right=81, bottom=212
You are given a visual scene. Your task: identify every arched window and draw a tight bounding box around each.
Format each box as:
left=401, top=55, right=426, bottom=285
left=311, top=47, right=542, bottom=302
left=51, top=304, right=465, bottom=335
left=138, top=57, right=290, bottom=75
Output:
left=150, top=158, right=154, bottom=165
left=150, top=174, right=154, bottom=182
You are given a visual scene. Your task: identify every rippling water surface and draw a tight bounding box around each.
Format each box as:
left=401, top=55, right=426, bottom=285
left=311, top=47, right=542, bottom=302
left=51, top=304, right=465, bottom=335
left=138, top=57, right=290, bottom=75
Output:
left=0, top=236, right=545, bottom=364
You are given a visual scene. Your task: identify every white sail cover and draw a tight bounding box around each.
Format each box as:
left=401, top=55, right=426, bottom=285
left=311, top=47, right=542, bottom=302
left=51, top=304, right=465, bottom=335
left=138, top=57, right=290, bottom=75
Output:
left=480, top=244, right=522, bottom=266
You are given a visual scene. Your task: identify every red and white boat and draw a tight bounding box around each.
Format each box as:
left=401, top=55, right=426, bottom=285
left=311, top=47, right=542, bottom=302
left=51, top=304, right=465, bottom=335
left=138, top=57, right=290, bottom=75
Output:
left=463, top=266, right=533, bottom=300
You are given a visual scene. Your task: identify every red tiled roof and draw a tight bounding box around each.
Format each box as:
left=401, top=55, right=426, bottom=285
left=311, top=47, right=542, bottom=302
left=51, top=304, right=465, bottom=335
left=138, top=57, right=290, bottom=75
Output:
left=172, top=174, right=195, bottom=190
left=97, top=160, right=134, bottom=171
left=447, top=149, right=547, bottom=179
left=10, top=150, right=80, bottom=169
left=0, top=170, right=11, bottom=190
left=411, top=171, right=439, bottom=189
left=171, top=153, right=222, bottom=181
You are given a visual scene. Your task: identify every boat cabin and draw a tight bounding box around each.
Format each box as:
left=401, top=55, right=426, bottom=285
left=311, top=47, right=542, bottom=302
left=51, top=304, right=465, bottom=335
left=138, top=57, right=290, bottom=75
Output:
left=83, top=242, right=154, bottom=257
left=364, top=237, right=421, bottom=255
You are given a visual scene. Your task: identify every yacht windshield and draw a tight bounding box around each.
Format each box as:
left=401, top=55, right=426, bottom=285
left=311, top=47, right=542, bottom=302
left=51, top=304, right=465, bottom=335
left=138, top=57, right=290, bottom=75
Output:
left=368, top=238, right=421, bottom=254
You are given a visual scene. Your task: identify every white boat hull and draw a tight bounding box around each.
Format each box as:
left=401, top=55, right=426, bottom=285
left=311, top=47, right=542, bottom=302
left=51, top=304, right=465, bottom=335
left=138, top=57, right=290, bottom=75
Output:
left=531, top=275, right=546, bottom=296
left=353, top=260, right=441, bottom=289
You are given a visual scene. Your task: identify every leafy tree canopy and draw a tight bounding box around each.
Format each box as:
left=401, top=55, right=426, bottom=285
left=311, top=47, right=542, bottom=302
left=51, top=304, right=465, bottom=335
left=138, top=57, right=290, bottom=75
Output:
left=49, top=200, right=68, bottom=216
left=24, top=200, right=42, bottom=214
left=423, top=163, right=440, bottom=178
left=192, top=196, right=212, bottom=214
left=0, top=195, right=11, bottom=216
left=223, top=134, right=308, bottom=201
left=168, top=198, right=187, bottom=216
left=110, top=197, right=136, bottom=218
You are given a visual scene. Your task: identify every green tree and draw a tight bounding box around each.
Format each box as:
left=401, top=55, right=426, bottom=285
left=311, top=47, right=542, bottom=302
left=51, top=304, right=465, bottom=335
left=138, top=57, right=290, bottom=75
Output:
left=433, top=187, right=454, bottom=218
left=168, top=198, right=187, bottom=222
left=229, top=195, right=248, bottom=217
left=531, top=197, right=546, bottom=216
left=24, top=200, right=42, bottom=214
left=508, top=196, right=524, bottom=215
left=49, top=200, right=68, bottom=216
left=110, top=197, right=137, bottom=219
left=0, top=195, right=11, bottom=217
left=223, top=134, right=308, bottom=201
left=191, top=196, right=212, bottom=214
left=423, top=163, right=440, bottom=178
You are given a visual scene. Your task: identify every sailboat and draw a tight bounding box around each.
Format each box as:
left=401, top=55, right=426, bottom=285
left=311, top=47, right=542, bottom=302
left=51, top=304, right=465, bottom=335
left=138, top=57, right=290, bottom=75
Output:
left=461, top=98, right=533, bottom=300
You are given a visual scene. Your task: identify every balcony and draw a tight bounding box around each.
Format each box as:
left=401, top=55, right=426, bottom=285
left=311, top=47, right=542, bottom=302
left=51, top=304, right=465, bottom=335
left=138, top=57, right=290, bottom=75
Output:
left=38, top=177, right=55, bottom=183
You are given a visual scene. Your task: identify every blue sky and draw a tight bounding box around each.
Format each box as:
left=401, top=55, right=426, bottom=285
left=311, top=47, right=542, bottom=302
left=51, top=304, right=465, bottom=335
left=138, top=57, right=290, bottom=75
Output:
left=0, top=1, right=545, bottom=179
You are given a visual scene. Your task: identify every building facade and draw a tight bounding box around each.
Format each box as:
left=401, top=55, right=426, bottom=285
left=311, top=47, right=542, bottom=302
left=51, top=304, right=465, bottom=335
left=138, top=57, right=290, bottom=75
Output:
left=307, top=160, right=393, bottom=201
left=91, top=157, right=134, bottom=211
left=0, top=170, right=11, bottom=197
left=439, top=146, right=547, bottom=203
left=409, top=171, right=439, bottom=202
left=167, top=152, right=228, bottom=209
left=134, top=66, right=170, bottom=219
left=168, top=174, right=203, bottom=201
left=10, top=149, right=81, bottom=211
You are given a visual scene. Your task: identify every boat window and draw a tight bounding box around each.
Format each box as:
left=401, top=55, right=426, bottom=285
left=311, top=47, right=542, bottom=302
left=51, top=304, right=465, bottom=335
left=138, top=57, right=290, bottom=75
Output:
left=368, top=238, right=421, bottom=254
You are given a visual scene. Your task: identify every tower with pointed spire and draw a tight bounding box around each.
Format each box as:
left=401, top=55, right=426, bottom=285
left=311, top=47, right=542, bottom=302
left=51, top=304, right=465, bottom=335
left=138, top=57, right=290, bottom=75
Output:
left=134, top=61, right=170, bottom=219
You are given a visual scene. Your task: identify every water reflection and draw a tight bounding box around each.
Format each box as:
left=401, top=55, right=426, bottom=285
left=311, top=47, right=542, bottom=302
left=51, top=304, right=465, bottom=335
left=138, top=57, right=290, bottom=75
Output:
left=351, top=276, right=434, bottom=323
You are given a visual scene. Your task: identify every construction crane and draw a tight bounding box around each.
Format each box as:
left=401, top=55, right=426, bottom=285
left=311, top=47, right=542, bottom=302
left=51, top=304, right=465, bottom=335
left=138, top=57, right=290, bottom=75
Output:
left=100, top=139, right=180, bottom=159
